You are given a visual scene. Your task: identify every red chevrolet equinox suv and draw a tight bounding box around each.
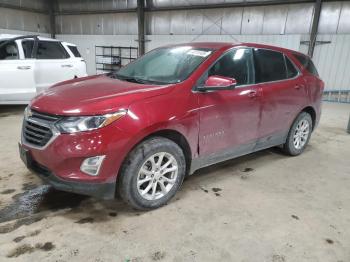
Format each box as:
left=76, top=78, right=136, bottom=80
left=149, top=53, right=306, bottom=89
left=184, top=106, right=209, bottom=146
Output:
left=19, top=42, right=324, bottom=210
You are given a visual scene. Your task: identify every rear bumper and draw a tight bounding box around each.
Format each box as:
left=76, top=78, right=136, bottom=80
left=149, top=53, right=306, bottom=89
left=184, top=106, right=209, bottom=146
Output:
left=23, top=149, right=116, bottom=200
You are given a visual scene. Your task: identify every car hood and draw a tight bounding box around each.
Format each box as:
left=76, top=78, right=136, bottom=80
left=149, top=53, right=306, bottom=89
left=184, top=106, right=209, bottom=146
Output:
left=30, top=75, right=174, bottom=116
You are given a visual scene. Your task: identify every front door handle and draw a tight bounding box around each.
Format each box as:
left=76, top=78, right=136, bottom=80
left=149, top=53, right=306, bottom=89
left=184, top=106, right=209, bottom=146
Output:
left=294, top=84, right=304, bottom=90
left=61, top=64, right=73, bottom=68
left=248, top=90, right=259, bottom=98
left=17, top=66, right=31, bottom=70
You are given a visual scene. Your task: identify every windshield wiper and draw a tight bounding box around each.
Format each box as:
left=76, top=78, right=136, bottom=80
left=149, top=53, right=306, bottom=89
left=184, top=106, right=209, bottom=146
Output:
left=121, top=76, right=146, bottom=84
left=146, top=78, right=174, bottom=85
left=108, top=73, right=147, bottom=84
left=109, top=73, right=170, bottom=85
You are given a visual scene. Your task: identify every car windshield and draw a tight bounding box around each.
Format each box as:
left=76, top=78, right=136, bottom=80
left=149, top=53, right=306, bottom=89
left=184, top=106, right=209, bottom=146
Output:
left=109, top=46, right=213, bottom=85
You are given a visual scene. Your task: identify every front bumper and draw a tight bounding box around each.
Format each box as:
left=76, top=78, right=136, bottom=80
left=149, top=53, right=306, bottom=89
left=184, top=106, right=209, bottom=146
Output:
left=20, top=114, right=133, bottom=182
left=19, top=143, right=116, bottom=199
left=19, top=109, right=139, bottom=199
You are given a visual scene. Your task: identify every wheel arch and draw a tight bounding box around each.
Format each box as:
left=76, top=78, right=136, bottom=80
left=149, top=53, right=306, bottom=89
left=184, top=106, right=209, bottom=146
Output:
left=140, top=129, right=192, bottom=175
left=117, top=128, right=193, bottom=185
left=301, top=106, right=316, bottom=130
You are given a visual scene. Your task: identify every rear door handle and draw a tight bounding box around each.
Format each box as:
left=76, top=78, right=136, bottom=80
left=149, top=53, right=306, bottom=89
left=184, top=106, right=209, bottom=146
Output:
left=294, top=84, right=304, bottom=90
left=17, top=66, right=31, bottom=70
left=61, top=64, right=73, bottom=68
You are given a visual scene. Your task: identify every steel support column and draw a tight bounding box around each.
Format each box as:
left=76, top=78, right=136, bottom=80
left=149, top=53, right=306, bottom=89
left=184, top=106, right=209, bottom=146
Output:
left=49, top=0, right=56, bottom=39
left=308, top=0, right=322, bottom=57
left=137, top=0, right=145, bottom=56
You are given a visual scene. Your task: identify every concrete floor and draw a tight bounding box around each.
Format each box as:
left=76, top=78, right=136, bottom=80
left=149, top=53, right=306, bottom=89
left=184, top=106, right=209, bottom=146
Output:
left=0, top=102, right=349, bottom=262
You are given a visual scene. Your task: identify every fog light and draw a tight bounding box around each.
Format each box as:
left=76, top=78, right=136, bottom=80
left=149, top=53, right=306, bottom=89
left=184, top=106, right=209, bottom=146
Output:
left=80, top=155, right=105, bottom=176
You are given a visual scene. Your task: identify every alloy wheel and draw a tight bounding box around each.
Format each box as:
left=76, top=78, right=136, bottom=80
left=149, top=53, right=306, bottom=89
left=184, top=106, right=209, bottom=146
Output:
left=293, top=119, right=310, bottom=150
left=137, top=152, right=178, bottom=201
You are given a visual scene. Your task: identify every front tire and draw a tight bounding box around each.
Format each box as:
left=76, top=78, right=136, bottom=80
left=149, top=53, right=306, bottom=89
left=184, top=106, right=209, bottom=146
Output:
left=118, top=137, right=186, bottom=210
left=283, top=112, right=313, bottom=156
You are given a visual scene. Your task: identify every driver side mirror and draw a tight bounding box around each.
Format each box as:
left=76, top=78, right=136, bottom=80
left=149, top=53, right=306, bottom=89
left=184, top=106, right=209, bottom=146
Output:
left=201, top=75, right=237, bottom=91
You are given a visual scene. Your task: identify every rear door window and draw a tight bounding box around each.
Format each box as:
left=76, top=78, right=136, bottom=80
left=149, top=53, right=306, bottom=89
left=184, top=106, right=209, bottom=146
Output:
left=22, top=40, right=70, bottom=59
left=36, top=41, right=69, bottom=59
left=253, top=48, right=287, bottom=83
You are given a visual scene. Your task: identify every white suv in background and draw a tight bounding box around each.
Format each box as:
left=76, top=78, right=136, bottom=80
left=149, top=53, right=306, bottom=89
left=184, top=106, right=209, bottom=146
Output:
left=0, top=35, right=87, bottom=104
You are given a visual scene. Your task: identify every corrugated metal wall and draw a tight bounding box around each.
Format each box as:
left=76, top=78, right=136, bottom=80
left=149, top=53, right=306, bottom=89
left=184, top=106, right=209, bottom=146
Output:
left=313, top=34, right=350, bottom=92
left=311, top=2, right=350, bottom=94
left=55, top=13, right=138, bottom=35
left=54, top=1, right=350, bottom=35
left=55, top=3, right=318, bottom=35
left=0, top=8, right=50, bottom=33
left=0, top=0, right=48, bottom=11
left=0, top=0, right=49, bottom=33
left=56, top=0, right=137, bottom=12
left=145, top=4, right=315, bottom=35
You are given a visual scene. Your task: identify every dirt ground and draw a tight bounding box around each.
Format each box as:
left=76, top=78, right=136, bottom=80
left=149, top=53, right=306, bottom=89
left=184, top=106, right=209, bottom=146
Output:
left=0, top=102, right=349, bottom=262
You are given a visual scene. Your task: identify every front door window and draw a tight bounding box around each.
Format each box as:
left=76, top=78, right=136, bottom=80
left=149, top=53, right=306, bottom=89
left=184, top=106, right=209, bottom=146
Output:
left=208, top=48, right=255, bottom=86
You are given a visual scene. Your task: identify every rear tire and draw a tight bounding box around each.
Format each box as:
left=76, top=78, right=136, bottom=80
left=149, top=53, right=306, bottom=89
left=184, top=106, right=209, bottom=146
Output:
left=283, top=112, right=313, bottom=156
left=118, top=137, right=186, bottom=210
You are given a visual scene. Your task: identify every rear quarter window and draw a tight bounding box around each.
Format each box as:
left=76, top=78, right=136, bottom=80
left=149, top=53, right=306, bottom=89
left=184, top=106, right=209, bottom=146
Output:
left=67, top=45, right=81, bottom=57
left=285, top=56, right=298, bottom=79
left=293, top=53, right=319, bottom=76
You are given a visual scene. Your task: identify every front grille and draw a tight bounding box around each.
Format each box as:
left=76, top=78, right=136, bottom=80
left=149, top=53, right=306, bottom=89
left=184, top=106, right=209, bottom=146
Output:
left=23, top=110, right=61, bottom=148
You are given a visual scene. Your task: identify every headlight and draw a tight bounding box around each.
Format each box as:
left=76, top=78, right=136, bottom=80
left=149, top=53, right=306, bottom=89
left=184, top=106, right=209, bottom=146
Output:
left=55, top=109, right=127, bottom=133
left=23, top=106, right=32, bottom=119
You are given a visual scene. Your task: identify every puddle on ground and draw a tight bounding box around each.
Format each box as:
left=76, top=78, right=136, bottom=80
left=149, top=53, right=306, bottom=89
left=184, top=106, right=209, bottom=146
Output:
left=151, top=251, right=166, bottom=261
left=212, top=187, right=222, bottom=193
left=75, top=217, right=94, bottom=224
left=1, top=189, right=16, bottom=195
left=241, top=167, right=254, bottom=173
left=325, top=238, right=334, bottom=244
left=6, top=242, right=55, bottom=258
left=291, top=214, right=300, bottom=220
left=108, top=212, right=117, bottom=217
left=13, top=236, right=26, bottom=243
left=0, top=185, right=87, bottom=225
left=35, top=242, right=55, bottom=251
left=21, top=182, right=38, bottom=191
